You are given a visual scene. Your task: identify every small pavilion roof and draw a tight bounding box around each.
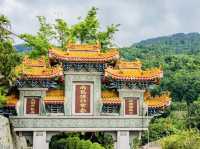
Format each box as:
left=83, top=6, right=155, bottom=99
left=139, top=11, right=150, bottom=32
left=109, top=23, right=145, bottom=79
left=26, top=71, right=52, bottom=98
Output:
left=4, top=90, right=171, bottom=109
left=49, top=42, right=119, bottom=63
left=105, top=59, right=163, bottom=81
left=44, top=89, right=64, bottom=104
left=16, top=56, right=63, bottom=79
left=144, top=91, right=171, bottom=108
left=101, top=90, right=122, bottom=104
left=105, top=67, right=163, bottom=81
left=6, top=95, right=18, bottom=107
left=23, top=56, right=47, bottom=67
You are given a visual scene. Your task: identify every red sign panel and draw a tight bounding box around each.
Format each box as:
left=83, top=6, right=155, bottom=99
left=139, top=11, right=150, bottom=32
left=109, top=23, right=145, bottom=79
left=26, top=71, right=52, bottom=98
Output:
left=125, top=98, right=138, bottom=115
left=75, top=85, right=90, bottom=113
left=26, top=98, right=40, bottom=114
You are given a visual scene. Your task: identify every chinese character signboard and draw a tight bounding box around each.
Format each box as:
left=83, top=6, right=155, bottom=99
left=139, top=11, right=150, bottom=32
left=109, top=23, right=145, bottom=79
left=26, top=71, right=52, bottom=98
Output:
left=125, top=97, right=138, bottom=115
left=75, top=85, right=91, bottom=113
left=26, top=97, right=40, bottom=114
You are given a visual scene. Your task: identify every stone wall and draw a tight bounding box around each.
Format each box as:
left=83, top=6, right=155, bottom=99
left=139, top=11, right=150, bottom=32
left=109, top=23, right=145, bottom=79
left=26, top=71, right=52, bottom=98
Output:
left=0, top=116, right=29, bottom=149
left=0, top=116, right=13, bottom=149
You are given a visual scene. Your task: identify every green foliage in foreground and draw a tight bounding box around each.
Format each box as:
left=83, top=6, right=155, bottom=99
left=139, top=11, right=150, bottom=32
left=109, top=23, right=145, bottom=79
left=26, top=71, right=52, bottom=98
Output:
left=142, top=112, right=186, bottom=144
left=50, top=136, right=105, bottom=149
left=142, top=101, right=200, bottom=145
left=160, top=129, right=200, bottom=149
left=49, top=132, right=113, bottom=149
left=131, top=137, right=141, bottom=149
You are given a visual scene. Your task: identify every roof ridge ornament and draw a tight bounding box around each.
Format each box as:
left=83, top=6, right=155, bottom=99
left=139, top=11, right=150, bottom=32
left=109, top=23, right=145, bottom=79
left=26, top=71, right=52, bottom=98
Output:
left=116, top=59, right=142, bottom=70
left=66, top=40, right=101, bottom=53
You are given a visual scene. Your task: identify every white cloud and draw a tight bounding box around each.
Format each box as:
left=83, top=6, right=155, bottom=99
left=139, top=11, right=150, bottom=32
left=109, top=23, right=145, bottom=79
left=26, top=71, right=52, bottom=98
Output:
left=1, top=0, right=200, bottom=47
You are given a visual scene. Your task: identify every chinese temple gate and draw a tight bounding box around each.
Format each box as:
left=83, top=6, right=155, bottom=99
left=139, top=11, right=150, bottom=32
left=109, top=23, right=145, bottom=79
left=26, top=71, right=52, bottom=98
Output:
left=5, top=42, right=171, bottom=149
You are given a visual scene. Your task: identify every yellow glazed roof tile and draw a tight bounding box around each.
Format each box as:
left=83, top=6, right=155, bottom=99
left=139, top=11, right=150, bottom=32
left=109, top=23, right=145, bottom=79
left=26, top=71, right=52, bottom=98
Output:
left=144, top=92, right=171, bottom=108
left=66, top=42, right=101, bottom=52
left=16, top=56, right=63, bottom=79
left=49, top=46, right=119, bottom=62
left=116, top=60, right=142, bottom=69
left=23, top=56, right=47, bottom=67
left=101, top=90, right=121, bottom=104
left=44, top=89, right=64, bottom=104
left=105, top=66, right=163, bottom=81
left=6, top=95, right=18, bottom=107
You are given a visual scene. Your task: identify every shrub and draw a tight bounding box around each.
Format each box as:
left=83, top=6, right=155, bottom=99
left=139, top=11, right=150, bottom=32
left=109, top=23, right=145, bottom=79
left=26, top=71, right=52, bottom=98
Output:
left=53, top=138, right=68, bottom=149
left=131, top=137, right=141, bottom=149
left=77, top=139, right=93, bottom=149
left=77, top=139, right=85, bottom=149
left=142, top=118, right=177, bottom=144
left=160, top=129, right=200, bottom=149
left=82, top=140, right=92, bottom=149
left=50, top=133, right=106, bottom=149
left=89, top=143, right=104, bottom=149
left=66, top=137, right=80, bottom=149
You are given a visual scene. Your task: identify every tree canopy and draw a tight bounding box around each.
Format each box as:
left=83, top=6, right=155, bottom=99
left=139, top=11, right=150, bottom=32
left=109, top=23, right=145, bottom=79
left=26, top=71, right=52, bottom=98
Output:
left=0, top=15, right=21, bottom=87
left=20, top=7, right=119, bottom=58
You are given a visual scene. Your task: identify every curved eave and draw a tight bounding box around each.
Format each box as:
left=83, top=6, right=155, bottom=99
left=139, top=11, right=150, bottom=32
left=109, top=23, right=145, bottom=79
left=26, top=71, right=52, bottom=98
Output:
left=147, top=101, right=171, bottom=108
left=49, top=48, right=119, bottom=63
left=105, top=70, right=163, bottom=82
left=145, top=98, right=171, bottom=109
left=44, top=99, right=64, bottom=104
left=6, top=96, right=18, bottom=107
left=17, top=68, right=63, bottom=80
left=101, top=97, right=122, bottom=104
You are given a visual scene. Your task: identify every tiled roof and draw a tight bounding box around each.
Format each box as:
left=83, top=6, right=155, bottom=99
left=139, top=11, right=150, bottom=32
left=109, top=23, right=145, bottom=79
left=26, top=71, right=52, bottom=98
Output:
left=105, top=67, right=163, bottom=81
left=144, top=91, right=171, bottom=108
left=5, top=90, right=171, bottom=109
left=116, top=60, right=142, bottom=69
left=16, top=66, right=62, bottom=79
left=44, top=89, right=64, bottom=104
left=49, top=43, right=119, bottom=63
left=6, top=95, right=18, bottom=107
left=23, top=56, right=47, bottom=67
left=101, top=90, right=121, bottom=104
left=16, top=56, right=63, bottom=79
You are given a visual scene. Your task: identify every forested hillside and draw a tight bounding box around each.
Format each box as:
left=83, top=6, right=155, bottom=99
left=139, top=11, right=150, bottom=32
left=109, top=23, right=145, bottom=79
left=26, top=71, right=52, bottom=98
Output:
left=120, top=33, right=200, bottom=147
left=134, top=32, right=200, bottom=53
left=14, top=44, right=31, bottom=52
left=120, top=33, right=200, bottom=103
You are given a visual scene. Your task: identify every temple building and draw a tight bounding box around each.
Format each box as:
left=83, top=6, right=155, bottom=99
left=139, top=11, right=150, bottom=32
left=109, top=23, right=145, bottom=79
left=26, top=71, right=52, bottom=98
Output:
left=5, top=42, right=171, bottom=149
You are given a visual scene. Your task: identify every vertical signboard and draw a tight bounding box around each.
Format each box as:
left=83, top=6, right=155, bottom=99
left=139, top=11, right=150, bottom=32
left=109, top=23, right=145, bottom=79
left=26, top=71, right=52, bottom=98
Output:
left=26, top=97, right=40, bottom=114
left=125, top=97, right=138, bottom=115
left=75, top=85, right=91, bottom=113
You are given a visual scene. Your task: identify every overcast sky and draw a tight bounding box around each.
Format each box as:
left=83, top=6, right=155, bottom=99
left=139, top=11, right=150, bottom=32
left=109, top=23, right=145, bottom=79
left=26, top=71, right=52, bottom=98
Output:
left=1, top=0, right=200, bottom=47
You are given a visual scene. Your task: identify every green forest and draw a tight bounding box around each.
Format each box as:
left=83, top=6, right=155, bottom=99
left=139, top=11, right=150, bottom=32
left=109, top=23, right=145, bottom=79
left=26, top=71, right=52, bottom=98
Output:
left=1, top=7, right=200, bottom=149
left=120, top=33, right=200, bottom=148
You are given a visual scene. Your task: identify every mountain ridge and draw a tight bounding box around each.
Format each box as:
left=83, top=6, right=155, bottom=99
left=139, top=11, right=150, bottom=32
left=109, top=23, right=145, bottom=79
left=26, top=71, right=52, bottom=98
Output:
left=132, top=32, right=200, bottom=53
left=15, top=32, right=200, bottom=53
